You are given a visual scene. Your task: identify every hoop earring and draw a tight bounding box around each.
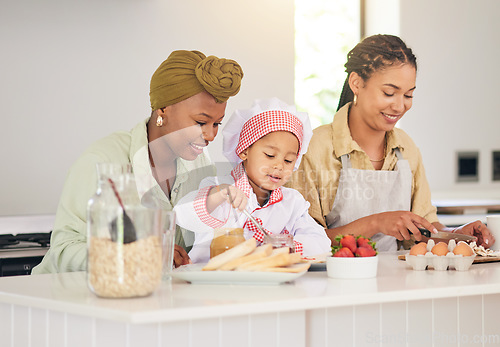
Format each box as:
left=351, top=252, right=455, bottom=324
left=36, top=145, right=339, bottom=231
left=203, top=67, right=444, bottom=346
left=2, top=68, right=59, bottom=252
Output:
left=353, top=94, right=358, bottom=106
left=156, top=115, right=163, bottom=127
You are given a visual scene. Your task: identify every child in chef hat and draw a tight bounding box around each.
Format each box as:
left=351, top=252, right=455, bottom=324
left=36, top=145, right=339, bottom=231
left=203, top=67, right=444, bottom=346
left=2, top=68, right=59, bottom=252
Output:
left=174, top=98, right=331, bottom=264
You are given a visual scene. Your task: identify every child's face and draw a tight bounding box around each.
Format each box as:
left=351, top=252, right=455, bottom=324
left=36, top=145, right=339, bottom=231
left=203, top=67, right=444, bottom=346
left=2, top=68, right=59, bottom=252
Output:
left=239, top=131, right=299, bottom=196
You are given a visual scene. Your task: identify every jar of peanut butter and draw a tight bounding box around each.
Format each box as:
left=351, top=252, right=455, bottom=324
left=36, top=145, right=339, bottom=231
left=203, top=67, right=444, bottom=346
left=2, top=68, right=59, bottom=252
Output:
left=210, top=227, right=245, bottom=258
left=263, top=233, right=295, bottom=253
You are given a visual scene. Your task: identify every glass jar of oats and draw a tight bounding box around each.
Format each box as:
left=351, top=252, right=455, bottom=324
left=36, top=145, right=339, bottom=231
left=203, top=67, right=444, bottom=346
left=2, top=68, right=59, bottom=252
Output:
left=86, top=163, right=165, bottom=298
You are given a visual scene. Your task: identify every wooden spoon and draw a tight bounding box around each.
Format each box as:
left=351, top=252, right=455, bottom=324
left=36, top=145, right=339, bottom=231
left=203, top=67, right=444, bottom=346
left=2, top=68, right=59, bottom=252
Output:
left=108, top=178, right=137, bottom=244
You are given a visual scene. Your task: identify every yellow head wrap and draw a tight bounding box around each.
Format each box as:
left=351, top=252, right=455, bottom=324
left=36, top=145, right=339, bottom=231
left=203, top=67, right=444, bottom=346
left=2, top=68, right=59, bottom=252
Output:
left=149, top=50, right=244, bottom=110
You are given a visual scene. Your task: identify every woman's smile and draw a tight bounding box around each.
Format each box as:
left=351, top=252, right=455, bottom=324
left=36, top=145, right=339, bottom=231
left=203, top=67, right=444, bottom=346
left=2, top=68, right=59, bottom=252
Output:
left=381, top=112, right=401, bottom=123
left=190, top=142, right=206, bottom=155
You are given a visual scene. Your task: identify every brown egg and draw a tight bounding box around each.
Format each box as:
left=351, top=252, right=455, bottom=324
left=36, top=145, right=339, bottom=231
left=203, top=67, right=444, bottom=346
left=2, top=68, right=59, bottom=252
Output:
left=431, top=242, right=449, bottom=256
left=410, top=242, right=427, bottom=255
left=453, top=242, right=474, bottom=256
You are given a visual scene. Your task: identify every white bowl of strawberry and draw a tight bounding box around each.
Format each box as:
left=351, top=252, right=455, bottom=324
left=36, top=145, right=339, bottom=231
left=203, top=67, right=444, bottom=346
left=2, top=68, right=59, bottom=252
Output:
left=326, top=235, right=378, bottom=279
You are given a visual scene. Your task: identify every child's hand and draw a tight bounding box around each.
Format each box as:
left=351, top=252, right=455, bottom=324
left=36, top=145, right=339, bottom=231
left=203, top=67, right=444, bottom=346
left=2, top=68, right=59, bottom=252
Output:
left=223, top=185, right=248, bottom=212
left=207, top=184, right=248, bottom=213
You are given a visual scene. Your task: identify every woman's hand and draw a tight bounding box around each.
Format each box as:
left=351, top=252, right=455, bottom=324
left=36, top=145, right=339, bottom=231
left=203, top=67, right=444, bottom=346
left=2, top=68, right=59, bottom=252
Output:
left=451, top=220, right=495, bottom=248
left=173, top=244, right=191, bottom=268
left=372, top=211, right=438, bottom=241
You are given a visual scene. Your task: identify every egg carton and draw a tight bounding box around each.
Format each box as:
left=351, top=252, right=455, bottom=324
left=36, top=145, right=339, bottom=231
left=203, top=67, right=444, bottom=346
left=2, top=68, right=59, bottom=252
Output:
left=405, top=239, right=476, bottom=271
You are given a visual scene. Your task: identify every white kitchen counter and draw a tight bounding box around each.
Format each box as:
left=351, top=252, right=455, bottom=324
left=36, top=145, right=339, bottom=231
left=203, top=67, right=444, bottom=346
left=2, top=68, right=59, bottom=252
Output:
left=2, top=253, right=500, bottom=347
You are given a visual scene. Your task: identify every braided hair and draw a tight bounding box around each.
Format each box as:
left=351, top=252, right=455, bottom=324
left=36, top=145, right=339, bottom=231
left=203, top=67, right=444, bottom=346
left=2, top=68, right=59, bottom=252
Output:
left=337, top=35, right=417, bottom=111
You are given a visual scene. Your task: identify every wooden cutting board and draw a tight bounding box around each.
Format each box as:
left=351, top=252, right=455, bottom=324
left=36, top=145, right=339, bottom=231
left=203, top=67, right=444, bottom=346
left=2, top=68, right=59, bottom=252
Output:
left=398, top=254, right=500, bottom=264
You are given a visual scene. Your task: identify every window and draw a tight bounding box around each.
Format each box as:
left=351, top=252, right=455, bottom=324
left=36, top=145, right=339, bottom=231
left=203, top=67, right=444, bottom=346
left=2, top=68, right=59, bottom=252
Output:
left=295, top=0, right=361, bottom=128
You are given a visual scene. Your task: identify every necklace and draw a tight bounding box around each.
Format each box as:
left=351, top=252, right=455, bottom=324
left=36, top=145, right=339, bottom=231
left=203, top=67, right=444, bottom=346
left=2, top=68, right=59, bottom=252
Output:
left=369, top=136, right=387, bottom=163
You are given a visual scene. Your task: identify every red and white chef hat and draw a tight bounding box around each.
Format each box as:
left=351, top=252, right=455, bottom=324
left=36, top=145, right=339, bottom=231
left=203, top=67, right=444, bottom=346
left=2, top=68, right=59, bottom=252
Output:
left=222, top=98, right=312, bottom=170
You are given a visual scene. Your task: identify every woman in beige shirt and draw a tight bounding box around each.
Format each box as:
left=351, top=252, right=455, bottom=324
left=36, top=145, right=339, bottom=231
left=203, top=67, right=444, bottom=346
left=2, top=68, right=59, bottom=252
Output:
left=288, top=35, right=494, bottom=250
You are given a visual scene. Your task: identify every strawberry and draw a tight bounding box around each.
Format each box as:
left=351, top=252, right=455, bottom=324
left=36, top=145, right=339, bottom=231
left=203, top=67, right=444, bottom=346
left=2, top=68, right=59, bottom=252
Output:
left=356, top=236, right=370, bottom=248
left=355, top=244, right=377, bottom=257
left=338, top=234, right=357, bottom=253
left=357, top=236, right=377, bottom=251
left=333, top=247, right=354, bottom=257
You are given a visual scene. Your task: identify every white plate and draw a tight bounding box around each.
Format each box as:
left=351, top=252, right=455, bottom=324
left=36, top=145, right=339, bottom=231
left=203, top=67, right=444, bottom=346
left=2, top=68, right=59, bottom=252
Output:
left=171, top=264, right=307, bottom=285
left=303, top=252, right=330, bottom=271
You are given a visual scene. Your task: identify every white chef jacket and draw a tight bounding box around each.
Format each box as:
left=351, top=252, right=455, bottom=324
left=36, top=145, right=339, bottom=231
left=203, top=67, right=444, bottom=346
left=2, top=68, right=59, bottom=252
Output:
left=174, top=163, right=331, bottom=264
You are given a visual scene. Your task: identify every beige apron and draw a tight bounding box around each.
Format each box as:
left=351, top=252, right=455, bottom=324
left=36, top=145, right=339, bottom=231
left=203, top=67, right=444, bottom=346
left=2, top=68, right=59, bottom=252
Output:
left=325, top=149, right=412, bottom=251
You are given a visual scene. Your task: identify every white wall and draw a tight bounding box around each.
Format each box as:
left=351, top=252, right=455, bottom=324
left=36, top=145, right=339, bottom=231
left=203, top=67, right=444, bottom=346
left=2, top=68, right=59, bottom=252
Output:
left=367, top=0, right=500, bottom=200
left=3, top=0, right=499, bottom=219
left=365, top=0, right=400, bottom=37
left=0, top=0, right=294, bottom=216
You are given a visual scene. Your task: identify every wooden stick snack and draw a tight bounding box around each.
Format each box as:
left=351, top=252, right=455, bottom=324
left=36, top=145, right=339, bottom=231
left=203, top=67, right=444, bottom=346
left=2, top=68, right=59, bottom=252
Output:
left=218, top=244, right=273, bottom=271
left=203, top=238, right=257, bottom=271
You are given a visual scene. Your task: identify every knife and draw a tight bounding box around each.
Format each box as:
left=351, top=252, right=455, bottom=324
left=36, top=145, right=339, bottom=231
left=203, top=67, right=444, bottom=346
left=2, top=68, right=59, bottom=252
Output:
left=410, top=228, right=477, bottom=243
left=242, top=209, right=271, bottom=237
left=226, top=188, right=271, bottom=238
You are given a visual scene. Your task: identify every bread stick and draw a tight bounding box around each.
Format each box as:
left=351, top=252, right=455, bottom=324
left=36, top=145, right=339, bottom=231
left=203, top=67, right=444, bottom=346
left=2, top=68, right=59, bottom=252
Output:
left=236, top=252, right=302, bottom=271
left=202, top=238, right=256, bottom=271
left=261, top=263, right=311, bottom=273
left=218, top=244, right=273, bottom=271
left=271, top=247, right=290, bottom=255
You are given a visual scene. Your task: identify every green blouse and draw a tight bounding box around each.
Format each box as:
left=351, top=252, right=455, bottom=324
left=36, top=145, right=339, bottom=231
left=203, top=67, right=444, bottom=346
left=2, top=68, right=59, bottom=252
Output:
left=32, top=118, right=215, bottom=274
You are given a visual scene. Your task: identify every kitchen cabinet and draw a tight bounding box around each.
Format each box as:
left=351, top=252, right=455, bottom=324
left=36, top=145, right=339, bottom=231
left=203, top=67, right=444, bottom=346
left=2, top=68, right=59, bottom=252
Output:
left=434, top=198, right=500, bottom=227
left=1, top=253, right=500, bottom=346
left=433, top=199, right=500, bottom=215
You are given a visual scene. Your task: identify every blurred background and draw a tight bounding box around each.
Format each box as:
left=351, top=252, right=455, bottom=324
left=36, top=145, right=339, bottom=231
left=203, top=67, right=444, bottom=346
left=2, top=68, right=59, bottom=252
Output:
left=1, top=0, right=499, bottom=221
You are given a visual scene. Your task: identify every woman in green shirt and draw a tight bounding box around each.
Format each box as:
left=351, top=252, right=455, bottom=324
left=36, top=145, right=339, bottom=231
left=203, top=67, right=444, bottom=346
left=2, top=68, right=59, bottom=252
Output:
left=32, top=50, right=243, bottom=273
